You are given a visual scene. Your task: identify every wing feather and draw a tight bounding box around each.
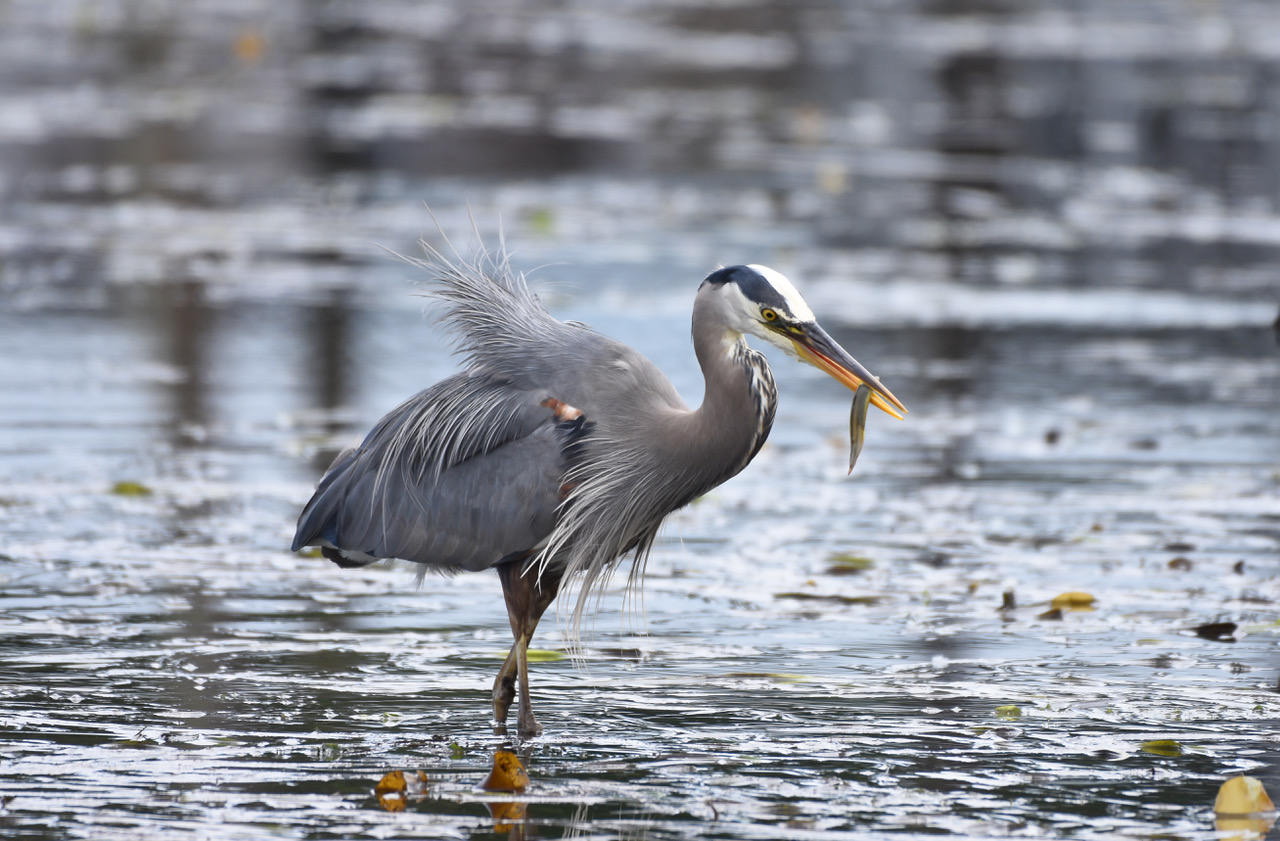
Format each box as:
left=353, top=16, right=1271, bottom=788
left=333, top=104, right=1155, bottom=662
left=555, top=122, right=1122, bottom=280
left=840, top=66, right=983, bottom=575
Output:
left=294, top=237, right=699, bottom=632
left=292, top=373, right=584, bottom=571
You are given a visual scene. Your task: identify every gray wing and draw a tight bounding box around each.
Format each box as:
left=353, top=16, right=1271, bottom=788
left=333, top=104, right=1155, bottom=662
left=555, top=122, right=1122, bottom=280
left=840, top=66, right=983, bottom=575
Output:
left=293, top=242, right=690, bottom=579
left=291, top=372, right=588, bottom=572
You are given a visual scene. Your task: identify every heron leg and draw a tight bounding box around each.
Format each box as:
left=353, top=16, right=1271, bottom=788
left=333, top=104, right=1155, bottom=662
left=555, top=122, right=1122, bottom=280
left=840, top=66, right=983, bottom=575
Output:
left=492, top=645, right=519, bottom=726
left=494, top=560, right=564, bottom=737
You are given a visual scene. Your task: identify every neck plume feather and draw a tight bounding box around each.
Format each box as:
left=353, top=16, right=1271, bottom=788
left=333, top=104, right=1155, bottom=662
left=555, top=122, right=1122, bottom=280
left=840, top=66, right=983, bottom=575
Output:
left=531, top=300, right=778, bottom=637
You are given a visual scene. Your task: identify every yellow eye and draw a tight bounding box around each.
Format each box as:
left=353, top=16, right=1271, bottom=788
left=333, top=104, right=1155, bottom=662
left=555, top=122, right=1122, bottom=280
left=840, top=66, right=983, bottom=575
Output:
left=761, top=308, right=778, bottom=322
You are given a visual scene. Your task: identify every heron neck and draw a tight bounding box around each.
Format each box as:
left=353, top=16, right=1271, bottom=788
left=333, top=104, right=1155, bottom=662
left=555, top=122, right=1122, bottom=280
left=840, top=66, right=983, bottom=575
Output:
left=680, top=308, right=777, bottom=489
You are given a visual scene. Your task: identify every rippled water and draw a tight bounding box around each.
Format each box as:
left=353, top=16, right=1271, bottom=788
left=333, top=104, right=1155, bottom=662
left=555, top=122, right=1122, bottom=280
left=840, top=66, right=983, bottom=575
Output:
left=2, top=2, right=1279, bottom=839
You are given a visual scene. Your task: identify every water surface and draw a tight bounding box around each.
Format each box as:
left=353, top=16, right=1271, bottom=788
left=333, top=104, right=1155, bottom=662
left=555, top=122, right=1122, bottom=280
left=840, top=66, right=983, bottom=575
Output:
left=1, top=1, right=1278, bottom=839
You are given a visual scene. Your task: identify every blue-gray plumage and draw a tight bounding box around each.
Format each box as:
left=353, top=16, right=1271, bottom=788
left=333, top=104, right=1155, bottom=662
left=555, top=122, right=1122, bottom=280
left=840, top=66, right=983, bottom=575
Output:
left=291, top=243, right=906, bottom=737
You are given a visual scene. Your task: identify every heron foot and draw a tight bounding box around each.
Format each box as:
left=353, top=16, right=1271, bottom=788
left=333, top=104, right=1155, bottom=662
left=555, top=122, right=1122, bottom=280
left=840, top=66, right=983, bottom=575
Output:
left=492, top=680, right=516, bottom=724
left=492, top=647, right=518, bottom=725
left=496, top=561, right=564, bottom=738
left=492, top=650, right=542, bottom=738
left=514, top=635, right=542, bottom=738
left=516, top=704, right=542, bottom=738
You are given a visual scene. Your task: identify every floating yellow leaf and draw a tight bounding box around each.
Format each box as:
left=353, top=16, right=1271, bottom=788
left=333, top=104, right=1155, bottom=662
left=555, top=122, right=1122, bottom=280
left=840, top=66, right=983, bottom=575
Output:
left=1140, top=739, right=1183, bottom=757
left=994, top=705, right=1022, bottom=720
left=375, top=769, right=406, bottom=796
left=374, top=770, right=406, bottom=811
left=1051, top=591, right=1096, bottom=610
left=483, top=750, right=529, bottom=793
left=1215, top=775, right=1275, bottom=815
left=372, top=769, right=428, bottom=812
left=111, top=481, right=153, bottom=497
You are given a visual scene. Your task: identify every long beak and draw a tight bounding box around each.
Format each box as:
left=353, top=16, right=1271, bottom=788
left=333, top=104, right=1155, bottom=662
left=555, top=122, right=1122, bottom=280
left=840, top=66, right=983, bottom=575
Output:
left=788, top=323, right=907, bottom=419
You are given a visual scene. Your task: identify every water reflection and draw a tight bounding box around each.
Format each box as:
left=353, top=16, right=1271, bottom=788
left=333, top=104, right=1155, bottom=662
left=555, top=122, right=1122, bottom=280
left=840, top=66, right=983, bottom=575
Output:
left=301, top=287, right=358, bottom=470
left=933, top=47, right=1011, bottom=285
left=149, top=279, right=212, bottom=447
left=485, top=800, right=529, bottom=837
left=1216, top=814, right=1277, bottom=841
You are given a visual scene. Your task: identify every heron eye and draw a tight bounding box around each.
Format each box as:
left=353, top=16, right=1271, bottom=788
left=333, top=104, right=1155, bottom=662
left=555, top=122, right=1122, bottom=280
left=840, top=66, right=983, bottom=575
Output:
left=761, top=308, right=778, bottom=322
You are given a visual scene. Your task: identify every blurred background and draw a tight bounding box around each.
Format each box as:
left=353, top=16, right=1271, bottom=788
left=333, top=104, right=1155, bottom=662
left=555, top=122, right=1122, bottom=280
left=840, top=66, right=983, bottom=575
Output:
left=3, top=0, right=1276, bottom=505
left=1, top=2, right=1278, bottom=839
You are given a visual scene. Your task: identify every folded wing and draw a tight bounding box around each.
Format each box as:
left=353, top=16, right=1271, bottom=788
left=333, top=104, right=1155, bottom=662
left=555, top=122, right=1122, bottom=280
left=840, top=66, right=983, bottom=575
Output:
left=291, top=372, right=588, bottom=572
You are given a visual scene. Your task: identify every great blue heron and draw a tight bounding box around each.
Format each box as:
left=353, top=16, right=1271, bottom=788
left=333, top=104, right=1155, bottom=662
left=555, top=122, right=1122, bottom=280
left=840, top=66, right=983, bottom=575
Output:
left=291, top=243, right=906, bottom=737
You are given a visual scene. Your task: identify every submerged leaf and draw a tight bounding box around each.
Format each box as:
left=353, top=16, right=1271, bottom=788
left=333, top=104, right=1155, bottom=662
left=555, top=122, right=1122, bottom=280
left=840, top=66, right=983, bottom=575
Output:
left=1140, top=739, right=1183, bottom=757
left=527, top=207, right=556, bottom=235
left=314, top=742, right=342, bottom=761
left=111, top=481, right=153, bottom=497
left=825, top=553, right=875, bottom=575
left=486, top=648, right=565, bottom=662
left=774, top=592, right=880, bottom=606
left=994, top=705, right=1022, bottom=720
left=724, top=672, right=812, bottom=683
left=483, top=750, right=529, bottom=793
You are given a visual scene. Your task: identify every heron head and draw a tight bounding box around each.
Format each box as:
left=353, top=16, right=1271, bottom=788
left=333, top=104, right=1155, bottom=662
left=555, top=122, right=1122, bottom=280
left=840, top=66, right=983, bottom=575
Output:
left=700, top=264, right=907, bottom=419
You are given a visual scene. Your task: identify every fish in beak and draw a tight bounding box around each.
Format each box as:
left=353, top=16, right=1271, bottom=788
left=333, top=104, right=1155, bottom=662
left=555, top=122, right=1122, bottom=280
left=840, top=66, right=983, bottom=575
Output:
left=788, top=323, right=907, bottom=420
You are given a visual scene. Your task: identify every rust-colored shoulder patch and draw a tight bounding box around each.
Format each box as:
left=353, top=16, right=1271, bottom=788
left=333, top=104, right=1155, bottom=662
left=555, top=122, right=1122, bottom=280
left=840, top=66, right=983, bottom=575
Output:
left=541, top=397, right=584, bottom=421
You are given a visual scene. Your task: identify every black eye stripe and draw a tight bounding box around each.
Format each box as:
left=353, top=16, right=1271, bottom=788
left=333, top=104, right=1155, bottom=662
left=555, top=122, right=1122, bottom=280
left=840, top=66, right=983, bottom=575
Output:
left=702, top=265, right=793, bottom=318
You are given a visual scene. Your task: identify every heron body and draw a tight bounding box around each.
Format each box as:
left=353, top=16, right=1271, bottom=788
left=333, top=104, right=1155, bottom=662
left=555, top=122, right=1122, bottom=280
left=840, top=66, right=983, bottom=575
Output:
left=291, top=246, right=905, bottom=737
